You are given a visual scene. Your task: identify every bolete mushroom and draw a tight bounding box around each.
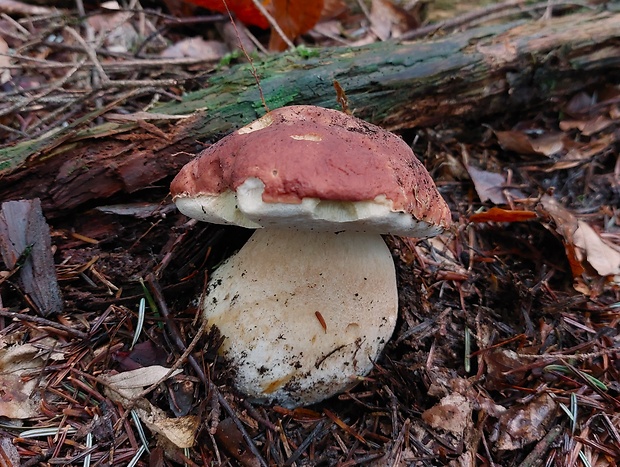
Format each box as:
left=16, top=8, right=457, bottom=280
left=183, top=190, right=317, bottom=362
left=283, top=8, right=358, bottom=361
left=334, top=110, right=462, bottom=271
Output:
left=171, top=105, right=450, bottom=407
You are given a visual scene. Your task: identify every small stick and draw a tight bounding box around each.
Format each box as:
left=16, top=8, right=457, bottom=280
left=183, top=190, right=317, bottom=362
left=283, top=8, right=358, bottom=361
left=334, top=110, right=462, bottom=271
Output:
left=249, top=0, right=295, bottom=50
left=0, top=308, right=89, bottom=340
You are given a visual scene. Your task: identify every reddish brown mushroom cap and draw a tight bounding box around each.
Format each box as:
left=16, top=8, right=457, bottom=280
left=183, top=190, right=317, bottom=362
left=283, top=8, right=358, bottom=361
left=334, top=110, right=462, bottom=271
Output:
left=171, top=105, right=451, bottom=235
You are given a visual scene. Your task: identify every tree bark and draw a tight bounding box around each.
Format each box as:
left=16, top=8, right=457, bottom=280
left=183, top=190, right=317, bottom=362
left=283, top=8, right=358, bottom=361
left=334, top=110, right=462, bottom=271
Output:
left=0, top=10, right=618, bottom=216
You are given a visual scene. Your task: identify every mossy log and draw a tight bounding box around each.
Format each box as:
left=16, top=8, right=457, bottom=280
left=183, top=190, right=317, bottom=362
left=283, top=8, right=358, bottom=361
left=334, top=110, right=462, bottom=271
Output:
left=0, top=10, right=619, bottom=216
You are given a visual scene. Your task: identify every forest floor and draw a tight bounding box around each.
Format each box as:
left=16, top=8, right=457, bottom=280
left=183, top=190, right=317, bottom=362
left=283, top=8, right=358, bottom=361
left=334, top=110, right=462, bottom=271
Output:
left=0, top=0, right=619, bottom=466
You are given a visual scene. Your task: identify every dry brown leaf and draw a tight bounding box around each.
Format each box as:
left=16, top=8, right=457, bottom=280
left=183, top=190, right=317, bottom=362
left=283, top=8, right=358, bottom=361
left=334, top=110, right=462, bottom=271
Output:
left=370, top=0, right=419, bottom=41
left=483, top=349, right=528, bottom=391
left=539, top=195, right=585, bottom=277
left=103, top=367, right=198, bottom=448
left=0, top=343, right=64, bottom=419
left=540, top=195, right=620, bottom=282
left=421, top=393, right=472, bottom=435
left=544, top=133, right=617, bottom=171
left=465, top=165, right=525, bottom=204
left=492, top=393, right=557, bottom=450
left=573, top=221, right=620, bottom=277
left=496, top=130, right=564, bottom=157
left=136, top=406, right=200, bottom=448
left=559, top=115, right=613, bottom=136
left=102, top=365, right=183, bottom=397
left=268, top=0, right=324, bottom=51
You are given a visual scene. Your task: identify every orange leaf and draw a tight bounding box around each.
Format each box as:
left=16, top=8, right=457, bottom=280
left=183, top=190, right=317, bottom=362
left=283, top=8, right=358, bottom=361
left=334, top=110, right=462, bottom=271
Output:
left=184, top=0, right=271, bottom=29
left=469, top=207, right=537, bottom=223
left=268, top=0, right=324, bottom=50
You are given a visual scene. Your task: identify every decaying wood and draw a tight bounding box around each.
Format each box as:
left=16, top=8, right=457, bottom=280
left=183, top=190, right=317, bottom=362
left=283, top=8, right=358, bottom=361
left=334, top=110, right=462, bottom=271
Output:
left=0, top=199, right=63, bottom=316
left=0, top=10, right=618, bottom=216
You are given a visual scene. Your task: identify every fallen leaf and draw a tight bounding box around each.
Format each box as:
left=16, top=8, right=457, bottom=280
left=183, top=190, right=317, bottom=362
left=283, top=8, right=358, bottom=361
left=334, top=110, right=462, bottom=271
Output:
left=539, top=195, right=620, bottom=280
left=183, top=0, right=270, bottom=28
left=483, top=349, right=528, bottom=391
left=469, top=207, right=537, bottom=223
left=103, top=367, right=198, bottom=448
left=492, top=393, right=557, bottom=450
left=0, top=343, right=64, bottom=419
left=422, top=393, right=472, bottom=435
left=136, top=405, right=200, bottom=448
left=538, top=195, right=585, bottom=277
left=465, top=165, right=525, bottom=204
left=496, top=130, right=564, bottom=157
left=102, top=365, right=182, bottom=398
left=559, top=115, right=613, bottom=136
left=573, top=221, right=620, bottom=277
left=369, top=0, right=419, bottom=41
left=0, top=199, right=64, bottom=316
left=268, top=0, right=324, bottom=51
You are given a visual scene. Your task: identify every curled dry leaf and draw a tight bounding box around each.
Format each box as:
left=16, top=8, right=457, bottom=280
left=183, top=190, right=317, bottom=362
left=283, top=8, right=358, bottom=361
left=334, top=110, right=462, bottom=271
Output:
left=102, top=366, right=198, bottom=448
left=215, top=418, right=262, bottom=467
left=495, top=130, right=564, bottom=157
left=559, top=115, right=614, bottom=136
left=136, top=404, right=200, bottom=448
left=573, top=221, right=620, bottom=278
left=539, top=195, right=620, bottom=282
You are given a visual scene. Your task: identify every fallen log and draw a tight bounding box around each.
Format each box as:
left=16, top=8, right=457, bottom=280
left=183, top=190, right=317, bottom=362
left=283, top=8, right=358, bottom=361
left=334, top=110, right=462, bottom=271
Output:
left=0, top=10, right=618, bottom=216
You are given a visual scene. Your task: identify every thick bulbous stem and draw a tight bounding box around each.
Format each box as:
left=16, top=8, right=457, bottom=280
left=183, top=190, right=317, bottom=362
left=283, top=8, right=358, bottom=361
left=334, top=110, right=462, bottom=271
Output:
left=202, top=229, right=398, bottom=407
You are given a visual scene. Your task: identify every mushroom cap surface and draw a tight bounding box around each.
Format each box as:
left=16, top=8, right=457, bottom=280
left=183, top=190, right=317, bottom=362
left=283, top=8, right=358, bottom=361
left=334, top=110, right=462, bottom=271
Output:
left=171, top=105, right=450, bottom=236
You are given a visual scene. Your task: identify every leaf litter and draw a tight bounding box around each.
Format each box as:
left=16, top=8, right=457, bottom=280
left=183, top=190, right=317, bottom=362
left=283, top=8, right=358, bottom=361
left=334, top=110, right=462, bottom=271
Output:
left=0, top=0, right=619, bottom=466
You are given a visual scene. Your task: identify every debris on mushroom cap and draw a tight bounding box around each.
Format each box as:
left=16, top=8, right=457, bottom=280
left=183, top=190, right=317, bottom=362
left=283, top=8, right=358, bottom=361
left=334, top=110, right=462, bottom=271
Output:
left=171, top=105, right=451, bottom=236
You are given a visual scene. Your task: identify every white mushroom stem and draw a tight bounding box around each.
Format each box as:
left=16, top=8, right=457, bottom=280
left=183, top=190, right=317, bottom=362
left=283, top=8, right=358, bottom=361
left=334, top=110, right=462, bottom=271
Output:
left=203, top=228, right=398, bottom=408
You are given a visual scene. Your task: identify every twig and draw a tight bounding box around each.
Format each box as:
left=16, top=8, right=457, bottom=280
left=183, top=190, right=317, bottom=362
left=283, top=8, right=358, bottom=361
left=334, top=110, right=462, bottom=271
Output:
left=145, top=274, right=269, bottom=467
left=284, top=419, right=331, bottom=466
left=400, top=0, right=536, bottom=40
left=0, top=59, right=86, bottom=118
left=64, top=26, right=110, bottom=85
left=0, top=308, right=89, bottom=339
left=249, top=0, right=295, bottom=50
left=517, top=425, right=563, bottom=467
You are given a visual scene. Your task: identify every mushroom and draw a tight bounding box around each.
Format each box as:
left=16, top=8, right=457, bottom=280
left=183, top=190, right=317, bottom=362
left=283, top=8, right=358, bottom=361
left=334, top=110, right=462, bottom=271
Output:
left=171, top=105, right=450, bottom=407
